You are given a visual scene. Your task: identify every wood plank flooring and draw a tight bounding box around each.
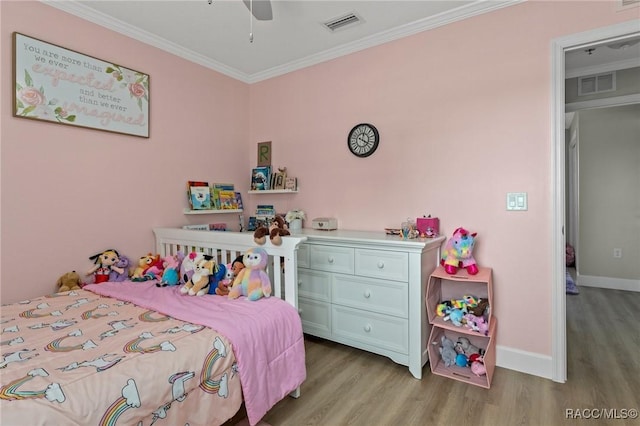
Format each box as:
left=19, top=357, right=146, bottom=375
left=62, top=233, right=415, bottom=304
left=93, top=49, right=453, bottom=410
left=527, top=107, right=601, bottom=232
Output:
left=263, top=286, right=640, bottom=426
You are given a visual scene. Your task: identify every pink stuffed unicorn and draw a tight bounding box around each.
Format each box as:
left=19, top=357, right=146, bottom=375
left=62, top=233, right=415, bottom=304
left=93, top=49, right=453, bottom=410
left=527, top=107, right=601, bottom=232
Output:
left=440, top=227, right=479, bottom=275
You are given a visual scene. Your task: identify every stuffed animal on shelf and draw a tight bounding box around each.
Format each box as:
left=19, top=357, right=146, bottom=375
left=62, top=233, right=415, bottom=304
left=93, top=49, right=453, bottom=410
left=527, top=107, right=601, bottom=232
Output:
left=87, top=249, right=124, bottom=284
left=254, top=215, right=290, bottom=246
left=440, top=227, right=479, bottom=275
left=443, top=308, right=465, bottom=327
left=455, top=353, right=469, bottom=367
left=438, top=335, right=457, bottom=367
left=156, top=252, right=185, bottom=287
left=228, top=247, right=272, bottom=301
left=130, top=253, right=161, bottom=281
left=456, top=336, right=484, bottom=356
left=471, top=357, right=487, bottom=376
left=108, top=256, right=130, bottom=282
left=180, top=255, right=217, bottom=296
left=463, top=313, right=490, bottom=336
left=56, top=271, right=83, bottom=292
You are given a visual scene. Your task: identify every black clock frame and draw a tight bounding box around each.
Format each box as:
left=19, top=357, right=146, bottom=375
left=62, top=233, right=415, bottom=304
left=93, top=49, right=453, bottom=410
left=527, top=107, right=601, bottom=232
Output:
left=348, top=123, right=379, bottom=158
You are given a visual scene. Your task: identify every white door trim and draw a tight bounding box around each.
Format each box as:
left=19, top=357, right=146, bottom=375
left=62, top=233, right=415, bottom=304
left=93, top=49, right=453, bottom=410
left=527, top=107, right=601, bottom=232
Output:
left=551, top=19, right=640, bottom=383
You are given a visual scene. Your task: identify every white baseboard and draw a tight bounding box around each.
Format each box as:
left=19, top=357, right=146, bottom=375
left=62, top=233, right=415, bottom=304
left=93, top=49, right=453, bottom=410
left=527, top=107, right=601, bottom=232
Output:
left=578, top=274, right=640, bottom=292
left=496, top=345, right=553, bottom=380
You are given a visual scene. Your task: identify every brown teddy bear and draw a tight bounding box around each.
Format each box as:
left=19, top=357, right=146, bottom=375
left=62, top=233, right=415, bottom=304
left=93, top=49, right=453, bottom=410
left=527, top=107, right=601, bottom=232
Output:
left=56, top=271, right=83, bottom=292
left=254, top=215, right=290, bottom=246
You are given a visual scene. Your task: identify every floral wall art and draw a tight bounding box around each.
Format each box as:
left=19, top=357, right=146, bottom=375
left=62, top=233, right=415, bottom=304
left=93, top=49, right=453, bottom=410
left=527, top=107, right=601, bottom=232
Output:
left=13, top=32, right=149, bottom=137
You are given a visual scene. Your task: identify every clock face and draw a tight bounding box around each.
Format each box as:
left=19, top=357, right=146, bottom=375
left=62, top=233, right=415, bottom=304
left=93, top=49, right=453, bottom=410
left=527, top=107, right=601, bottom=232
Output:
left=348, top=123, right=379, bottom=158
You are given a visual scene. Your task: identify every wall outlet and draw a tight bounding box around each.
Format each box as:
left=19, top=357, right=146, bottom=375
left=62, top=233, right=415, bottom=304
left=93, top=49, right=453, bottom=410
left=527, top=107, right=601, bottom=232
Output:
left=613, top=248, right=622, bottom=258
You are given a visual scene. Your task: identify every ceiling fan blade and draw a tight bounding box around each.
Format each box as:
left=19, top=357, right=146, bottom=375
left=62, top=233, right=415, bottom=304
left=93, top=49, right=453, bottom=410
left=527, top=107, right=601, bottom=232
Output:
left=242, top=0, right=273, bottom=21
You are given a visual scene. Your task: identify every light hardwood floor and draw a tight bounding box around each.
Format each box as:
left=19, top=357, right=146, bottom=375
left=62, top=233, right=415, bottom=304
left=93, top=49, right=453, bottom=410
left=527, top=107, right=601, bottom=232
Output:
left=263, top=286, right=640, bottom=426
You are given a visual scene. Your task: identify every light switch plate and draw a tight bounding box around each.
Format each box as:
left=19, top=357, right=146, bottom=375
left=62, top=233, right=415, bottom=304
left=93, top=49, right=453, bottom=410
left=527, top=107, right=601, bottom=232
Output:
left=507, top=192, right=528, bottom=211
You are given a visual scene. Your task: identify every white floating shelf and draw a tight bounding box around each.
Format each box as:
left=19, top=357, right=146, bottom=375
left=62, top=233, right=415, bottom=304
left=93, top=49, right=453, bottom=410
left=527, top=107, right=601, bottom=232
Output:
left=183, top=209, right=243, bottom=215
left=247, top=189, right=298, bottom=194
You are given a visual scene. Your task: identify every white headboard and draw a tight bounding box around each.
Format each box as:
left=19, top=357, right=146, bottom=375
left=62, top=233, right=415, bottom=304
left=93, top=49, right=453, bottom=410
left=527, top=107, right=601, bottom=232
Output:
left=153, top=227, right=307, bottom=308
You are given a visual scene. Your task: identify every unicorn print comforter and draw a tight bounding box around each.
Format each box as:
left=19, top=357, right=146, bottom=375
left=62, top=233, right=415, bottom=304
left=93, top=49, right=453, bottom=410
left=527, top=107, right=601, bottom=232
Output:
left=1, top=281, right=306, bottom=426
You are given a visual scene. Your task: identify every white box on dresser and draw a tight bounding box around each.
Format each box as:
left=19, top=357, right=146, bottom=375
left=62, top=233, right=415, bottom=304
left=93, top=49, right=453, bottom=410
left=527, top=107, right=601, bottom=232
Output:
left=295, top=229, right=445, bottom=379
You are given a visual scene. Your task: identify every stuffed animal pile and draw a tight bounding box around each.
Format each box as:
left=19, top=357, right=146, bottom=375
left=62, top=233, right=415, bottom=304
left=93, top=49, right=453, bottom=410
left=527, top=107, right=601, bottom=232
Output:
left=436, top=335, right=487, bottom=376
left=436, top=294, right=490, bottom=335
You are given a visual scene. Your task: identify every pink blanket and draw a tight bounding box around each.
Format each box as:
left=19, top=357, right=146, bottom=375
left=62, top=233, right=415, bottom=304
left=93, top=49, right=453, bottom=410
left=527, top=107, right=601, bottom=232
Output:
left=85, top=281, right=306, bottom=425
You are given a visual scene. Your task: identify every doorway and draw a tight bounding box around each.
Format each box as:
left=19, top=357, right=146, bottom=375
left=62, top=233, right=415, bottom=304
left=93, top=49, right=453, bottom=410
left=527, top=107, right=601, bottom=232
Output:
left=551, top=20, right=640, bottom=383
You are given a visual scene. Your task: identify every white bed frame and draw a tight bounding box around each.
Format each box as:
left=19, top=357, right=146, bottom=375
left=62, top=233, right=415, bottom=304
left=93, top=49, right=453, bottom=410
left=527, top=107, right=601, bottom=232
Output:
left=153, top=227, right=307, bottom=310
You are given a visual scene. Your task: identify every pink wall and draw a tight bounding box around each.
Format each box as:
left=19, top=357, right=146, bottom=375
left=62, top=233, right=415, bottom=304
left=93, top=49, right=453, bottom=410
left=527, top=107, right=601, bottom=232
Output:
left=247, top=1, right=637, bottom=356
left=1, top=2, right=250, bottom=302
left=0, top=1, right=636, bottom=363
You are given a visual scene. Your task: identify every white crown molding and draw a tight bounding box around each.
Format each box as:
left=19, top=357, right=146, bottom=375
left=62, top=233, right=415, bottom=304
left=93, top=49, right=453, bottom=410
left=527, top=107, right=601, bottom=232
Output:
left=42, top=0, right=252, bottom=82
left=43, top=0, right=523, bottom=84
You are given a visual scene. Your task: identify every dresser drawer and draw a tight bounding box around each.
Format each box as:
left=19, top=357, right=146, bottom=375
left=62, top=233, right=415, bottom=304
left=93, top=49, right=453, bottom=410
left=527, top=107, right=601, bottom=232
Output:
left=332, top=305, right=408, bottom=355
left=355, top=249, right=408, bottom=282
left=299, top=297, right=331, bottom=338
left=332, top=274, right=408, bottom=318
left=298, top=268, right=331, bottom=302
left=297, top=244, right=310, bottom=269
left=309, top=245, right=354, bottom=274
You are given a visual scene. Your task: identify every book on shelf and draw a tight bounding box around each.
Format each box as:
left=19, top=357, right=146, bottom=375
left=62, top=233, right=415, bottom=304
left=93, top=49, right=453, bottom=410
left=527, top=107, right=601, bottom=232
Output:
left=251, top=166, right=271, bottom=191
left=255, top=204, right=275, bottom=220
left=235, top=192, right=244, bottom=210
left=186, top=181, right=208, bottom=209
left=190, top=185, right=212, bottom=210
left=210, top=183, right=234, bottom=210
left=219, top=190, right=238, bottom=209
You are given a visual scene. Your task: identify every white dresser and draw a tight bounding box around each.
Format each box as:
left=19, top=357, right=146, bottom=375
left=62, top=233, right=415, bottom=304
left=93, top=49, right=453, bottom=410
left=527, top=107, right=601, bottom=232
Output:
left=295, top=229, right=444, bottom=379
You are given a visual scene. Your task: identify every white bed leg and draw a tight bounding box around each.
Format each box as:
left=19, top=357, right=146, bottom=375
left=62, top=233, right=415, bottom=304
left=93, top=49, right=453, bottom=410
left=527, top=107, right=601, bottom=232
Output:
left=289, top=387, right=301, bottom=398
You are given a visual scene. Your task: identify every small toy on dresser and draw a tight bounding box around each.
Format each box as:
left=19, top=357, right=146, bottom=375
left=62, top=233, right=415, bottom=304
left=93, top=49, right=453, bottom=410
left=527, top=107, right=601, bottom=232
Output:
left=440, top=227, right=479, bottom=275
left=87, top=249, right=125, bottom=284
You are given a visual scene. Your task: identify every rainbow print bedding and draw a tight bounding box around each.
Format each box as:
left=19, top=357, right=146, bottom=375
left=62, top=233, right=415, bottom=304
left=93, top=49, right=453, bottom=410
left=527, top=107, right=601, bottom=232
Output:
left=0, top=281, right=306, bottom=426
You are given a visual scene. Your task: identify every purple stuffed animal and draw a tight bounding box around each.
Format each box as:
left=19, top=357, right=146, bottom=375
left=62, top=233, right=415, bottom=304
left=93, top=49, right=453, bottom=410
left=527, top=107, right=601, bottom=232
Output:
left=108, top=255, right=130, bottom=282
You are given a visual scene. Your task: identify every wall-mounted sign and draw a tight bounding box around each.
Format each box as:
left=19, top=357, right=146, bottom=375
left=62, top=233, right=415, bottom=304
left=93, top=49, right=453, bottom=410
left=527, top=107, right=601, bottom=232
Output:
left=12, top=32, right=150, bottom=138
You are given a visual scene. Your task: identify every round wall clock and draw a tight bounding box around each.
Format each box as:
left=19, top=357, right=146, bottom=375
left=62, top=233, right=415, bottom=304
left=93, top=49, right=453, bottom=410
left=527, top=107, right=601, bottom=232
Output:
left=348, top=123, right=379, bottom=158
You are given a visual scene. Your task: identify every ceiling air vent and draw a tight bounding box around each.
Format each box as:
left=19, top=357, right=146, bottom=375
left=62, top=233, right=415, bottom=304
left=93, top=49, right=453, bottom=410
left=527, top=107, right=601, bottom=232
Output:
left=323, top=12, right=362, bottom=32
left=578, top=72, right=616, bottom=96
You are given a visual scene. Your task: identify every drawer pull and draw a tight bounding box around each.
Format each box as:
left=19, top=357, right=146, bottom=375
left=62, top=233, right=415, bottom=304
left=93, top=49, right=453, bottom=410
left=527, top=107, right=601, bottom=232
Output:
left=364, top=324, right=372, bottom=333
left=364, top=290, right=371, bottom=298
left=328, top=257, right=334, bottom=264
left=377, top=261, right=385, bottom=269
left=298, top=280, right=302, bottom=287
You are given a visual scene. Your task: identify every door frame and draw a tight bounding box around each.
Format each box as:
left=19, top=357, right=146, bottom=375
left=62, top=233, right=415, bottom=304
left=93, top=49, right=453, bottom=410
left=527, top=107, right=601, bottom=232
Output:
left=550, top=19, right=640, bottom=383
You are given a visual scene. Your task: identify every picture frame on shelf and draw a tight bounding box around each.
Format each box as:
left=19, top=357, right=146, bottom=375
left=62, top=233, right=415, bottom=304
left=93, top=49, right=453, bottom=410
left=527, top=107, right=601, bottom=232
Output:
left=285, top=177, right=297, bottom=191
left=273, top=172, right=286, bottom=190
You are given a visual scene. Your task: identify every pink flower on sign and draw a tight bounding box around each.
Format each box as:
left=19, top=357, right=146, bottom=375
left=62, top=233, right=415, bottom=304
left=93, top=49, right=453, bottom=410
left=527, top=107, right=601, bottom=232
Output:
left=19, top=87, right=46, bottom=106
left=129, top=82, right=146, bottom=99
